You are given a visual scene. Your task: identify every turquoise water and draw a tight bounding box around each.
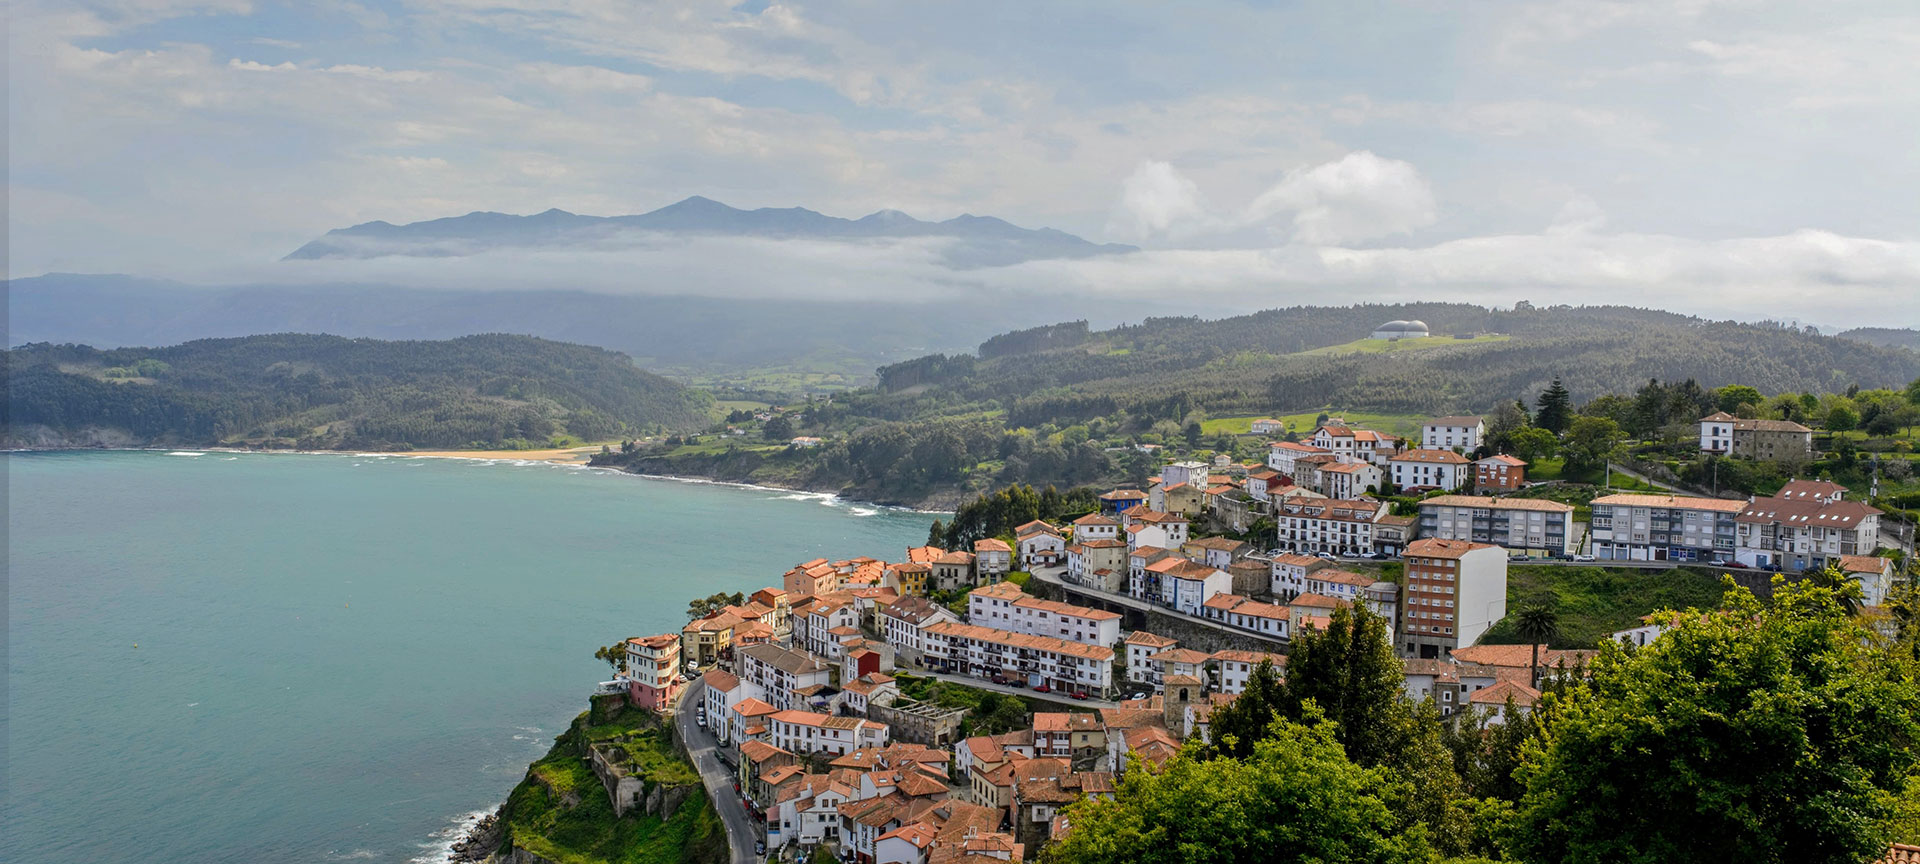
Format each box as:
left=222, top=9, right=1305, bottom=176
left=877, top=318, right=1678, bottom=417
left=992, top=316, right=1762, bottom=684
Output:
left=4, top=450, right=937, bottom=863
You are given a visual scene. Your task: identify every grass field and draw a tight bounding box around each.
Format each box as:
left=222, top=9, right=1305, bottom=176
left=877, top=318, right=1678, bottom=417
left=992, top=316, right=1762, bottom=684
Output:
left=1201, top=409, right=1426, bottom=439
left=1294, top=334, right=1511, bottom=357
left=1478, top=564, right=1729, bottom=649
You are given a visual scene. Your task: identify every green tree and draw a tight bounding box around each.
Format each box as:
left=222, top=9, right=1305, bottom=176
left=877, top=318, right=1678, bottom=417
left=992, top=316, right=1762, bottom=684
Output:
left=1509, top=579, right=1920, bottom=864
left=1509, top=427, right=1559, bottom=464
left=762, top=413, right=794, bottom=441
left=1513, top=601, right=1561, bottom=686
left=1715, top=384, right=1765, bottom=414
left=1561, top=416, right=1625, bottom=470
left=1043, top=714, right=1434, bottom=864
left=1827, top=404, right=1860, bottom=433
left=1804, top=563, right=1866, bottom=617
left=1536, top=379, right=1573, bottom=434
left=593, top=641, right=631, bottom=675
left=1274, top=605, right=1407, bottom=769
left=1203, top=658, right=1286, bottom=760
left=925, top=519, right=946, bottom=549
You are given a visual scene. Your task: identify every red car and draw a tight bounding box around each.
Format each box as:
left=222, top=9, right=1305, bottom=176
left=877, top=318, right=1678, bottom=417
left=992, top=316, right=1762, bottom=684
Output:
left=1032, top=684, right=1052, bottom=694
left=1071, top=692, right=1089, bottom=701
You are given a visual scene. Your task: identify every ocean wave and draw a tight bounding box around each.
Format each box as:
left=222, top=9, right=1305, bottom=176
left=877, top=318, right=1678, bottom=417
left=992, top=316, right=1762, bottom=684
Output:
left=167, top=451, right=206, bottom=456
left=850, top=507, right=879, bottom=517
left=408, top=806, right=498, bottom=864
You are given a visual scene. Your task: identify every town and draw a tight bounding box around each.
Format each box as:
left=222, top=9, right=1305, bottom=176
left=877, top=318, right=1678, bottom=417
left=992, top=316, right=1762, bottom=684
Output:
left=596, top=401, right=1910, bottom=864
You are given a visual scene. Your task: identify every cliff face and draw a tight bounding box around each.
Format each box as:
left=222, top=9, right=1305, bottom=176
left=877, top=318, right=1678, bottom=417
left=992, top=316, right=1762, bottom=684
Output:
left=478, top=695, right=727, bottom=864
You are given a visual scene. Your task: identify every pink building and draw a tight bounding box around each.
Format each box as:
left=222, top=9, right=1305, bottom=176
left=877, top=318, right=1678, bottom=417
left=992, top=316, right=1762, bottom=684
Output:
left=623, top=633, right=684, bottom=710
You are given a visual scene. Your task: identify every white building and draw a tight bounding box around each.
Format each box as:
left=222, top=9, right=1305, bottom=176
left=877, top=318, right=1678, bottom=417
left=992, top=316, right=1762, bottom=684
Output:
left=1699, top=412, right=1736, bottom=454
left=1267, top=551, right=1330, bottom=599
left=1274, top=497, right=1388, bottom=557
left=1311, top=425, right=1400, bottom=466
left=880, top=596, right=960, bottom=657
left=1733, top=480, right=1882, bottom=572
left=965, top=582, right=1123, bottom=647
left=1209, top=650, right=1287, bottom=695
left=701, top=668, right=745, bottom=744
left=1267, top=440, right=1332, bottom=476
left=1421, top=416, right=1485, bottom=451
left=1389, top=448, right=1472, bottom=492
left=1417, top=495, right=1578, bottom=556
left=1200, top=594, right=1290, bottom=639
left=973, top=538, right=1013, bottom=582
left=1132, top=557, right=1232, bottom=616
left=1123, top=631, right=1178, bottom=687
left=1400, top=537, right=1508, bottom=660
left=1318, top=460, right=1383, bottom=499
left=1590, top=494, right=1744, bottom=563
left=767, top=710, right=891, bottom=756
left=922, top=621, right=1115, bottom=697
left=1070, top=513, right=1121, bottom=543
left=1250, top=419, right=1285, bottom=434
left=1161, top=461, right=1211, bottom=491
left=1123, top=509, right=1190, bottom=551
left=1015, top=521, right=1067, bottom=570
left=738, top=643, right=833, bottom=711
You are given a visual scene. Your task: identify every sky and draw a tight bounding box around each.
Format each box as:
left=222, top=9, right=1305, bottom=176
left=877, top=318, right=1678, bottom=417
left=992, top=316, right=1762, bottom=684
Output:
left=9, top=0, right=1920, bottom=326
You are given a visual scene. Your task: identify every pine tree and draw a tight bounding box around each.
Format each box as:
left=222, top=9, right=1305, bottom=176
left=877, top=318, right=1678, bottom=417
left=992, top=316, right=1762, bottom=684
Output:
left=1536, top=378, right=1573, bottom=434
left=925, top=519, right=946, bottom=549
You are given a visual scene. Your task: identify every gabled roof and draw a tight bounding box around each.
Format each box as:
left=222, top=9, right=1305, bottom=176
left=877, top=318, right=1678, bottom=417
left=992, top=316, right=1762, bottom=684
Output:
left=1124, top=630, right=1177, bottom=648
left=973, top=537, right=1012, bottom=553
left=1406, top=537, right=1498, bottom=559
left=1477, top=453, right=1527, bottom=467
left=1590, top=493, right=1746, bottom=512
left=1426, top=416, right=1483, bottom=427
left=1467, top=679, right=1541, bottom=708
left=1390, top=448, right=1471, bottom=465
left=1418, top=494, right=1571, bottom=513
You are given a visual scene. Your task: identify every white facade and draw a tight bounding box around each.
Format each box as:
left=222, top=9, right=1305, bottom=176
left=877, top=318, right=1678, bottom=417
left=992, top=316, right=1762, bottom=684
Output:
left=767, top=710, right=890, bottom=756
left=1590, top=494, right=1743, bottom=564
left=1699, top=413, right=1736, bottom=454
left=1275, top=498, right=1387, bottom=556
left=922, top=621, right=1115, bottom=696
left=738, top=644, right=833, bottom=711
left=1421, top=418, right=1485, bottom=451
left=1318, top=461, right=1383, bottom=499
left=1162, top=461, right=1210, bottom=490
left=1018, top=532, right=1066, bottom=570
left=966, top=583, right=1122, bottom=647
left=1417, top=495, right=1577, bottom=556
left=1389, top=449, right=1471, bottom=491
left=1267, top=441, right=1331, bottom=476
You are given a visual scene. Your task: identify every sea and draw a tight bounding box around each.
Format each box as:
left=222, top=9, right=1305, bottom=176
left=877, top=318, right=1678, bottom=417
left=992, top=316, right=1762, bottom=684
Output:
left=3, top=450, right=938, bottom=864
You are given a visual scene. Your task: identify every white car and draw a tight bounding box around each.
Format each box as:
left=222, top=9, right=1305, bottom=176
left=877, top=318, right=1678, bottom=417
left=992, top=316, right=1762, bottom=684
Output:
left=1572, top=554, right=1596, bottom=562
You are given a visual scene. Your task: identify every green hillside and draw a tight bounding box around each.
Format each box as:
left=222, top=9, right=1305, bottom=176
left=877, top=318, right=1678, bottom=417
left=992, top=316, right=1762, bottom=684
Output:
left=2, top=333, right=712, bottom=450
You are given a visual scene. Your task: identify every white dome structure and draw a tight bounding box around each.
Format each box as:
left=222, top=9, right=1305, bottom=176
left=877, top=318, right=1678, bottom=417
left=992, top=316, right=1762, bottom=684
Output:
left=1371, top=319, right=1430, bottom=340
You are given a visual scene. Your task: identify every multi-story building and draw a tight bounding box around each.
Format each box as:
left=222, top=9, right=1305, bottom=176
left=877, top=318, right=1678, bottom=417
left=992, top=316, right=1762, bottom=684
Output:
left=1400, top=538, right=1507, bottom=659
left=879, top=595, right=959, bottom=660
left=1131, top=558, right=1231, bottom=616
left=1162, top=461, right=1211, bottom=490
left=794, top=593, right=860, bottom=657
left=1319, top=461, right=1384, bottom=499
left=1268, top=551, right=1331, bottom=599
left=1071, top=513, right=1121, bottom=543
left=965, top=582, right=1123, bottom=647
left=1015, top=522, right=1067, bottom=570
left=1697, top=412, right=1814, bottom=461
left=1421, top=416, right=1485, bottom=451
left=1589, top=493, right=1744, bottom=563
left=1123, top=509, right=1190, bottom=550
left=1267, top=440, right=1332, bottom=477
left=1372, top=513, right=1417, bottom=556
left=1123, top=631, right=1178, bottom=687
left=1417, top=495, right=1576, bottom=556
left=1208, top=650, right=1288, bottom=695
left=1733, top=480, right=1881, bottom=571
left=766, top=710, right=890, bottom=756
left=738, top=643, right=833, bottom=711
left=701, top=668, right=744, bottom=743
left=973, top=538, right=1013, bottom=582
left=784, top=558, right=841, bottom=596
left=1311, top=425, right=1401, bottom=466
left=931, top=550, right=976, bottom=592
left=1199, top=593, right=1290, bottom=639
left=882, top=562, right=930, bottom=597
left=1474, top=454, right=1528, bottom=493
left=621, top=633, right=683, bottom=710
left=680, top=612, right=739, bottom=670
left=1389, top=448, right=1472, bottom=492
left=1066, top=538, right=1129, bottom=592
left=1275, top=497, right=1388, bottom=556
left=921, top=621, right=1115, bottom=697
left=1243, top=468, right=1287, bottom=502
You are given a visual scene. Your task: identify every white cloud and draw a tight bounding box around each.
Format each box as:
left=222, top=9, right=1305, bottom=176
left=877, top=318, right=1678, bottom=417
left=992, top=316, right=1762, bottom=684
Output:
left=1109, top=160, right=1215, bottom=240
left=1244, top=152, right=1437, bottom=245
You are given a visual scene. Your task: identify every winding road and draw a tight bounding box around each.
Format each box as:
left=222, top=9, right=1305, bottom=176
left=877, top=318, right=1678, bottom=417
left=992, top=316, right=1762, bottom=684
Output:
left=675, top=680, right=760, bottom=864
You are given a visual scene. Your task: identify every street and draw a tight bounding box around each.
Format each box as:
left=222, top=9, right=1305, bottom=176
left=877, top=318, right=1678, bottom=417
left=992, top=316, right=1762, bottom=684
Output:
left=903, top=666, right=1122, bottom=709
left=674, top=680, right=760, bottom=864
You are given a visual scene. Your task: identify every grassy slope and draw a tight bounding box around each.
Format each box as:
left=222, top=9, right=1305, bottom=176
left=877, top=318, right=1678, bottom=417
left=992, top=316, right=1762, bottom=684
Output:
left=501, top=702, right=726, bottom=864
left=1294, top=334, right=1512, bottom=356
left=1201, top=409, right=1427, bottom=438
left=1477, top=565, right=1729, bottom=649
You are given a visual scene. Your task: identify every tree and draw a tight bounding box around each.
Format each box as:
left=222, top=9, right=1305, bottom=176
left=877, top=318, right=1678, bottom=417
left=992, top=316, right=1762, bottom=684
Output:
left=1561, top=416, right=1625, bottom=470
left=762, top=413, right=794, bottom=441
left=1274, top=605, right=1407, bottom=769
left=1715, top=384, right=1765, bottom=414
left=925, top=519, right=947, bottom=549
left=1509, top=427, right=1559, bottom=464
left=1509, top=580, right=1920, bottom=864
left=686, top=591, right=745, bottom=619
left=1513, top=602, right=1560, bottom=686
left=1536, top=379, right=1573, bottom=434
left=593, top=641, right=631, bottom=675
left=1826, top=404, right=1860, bottom=433
left=1804, top=563, right=1866, bottom=616
left=1042, top=714, right=1434, bottom=864
left=1486, top=400, right=1530, bottom=453
left=1203, top=659, right=1286, bottom=760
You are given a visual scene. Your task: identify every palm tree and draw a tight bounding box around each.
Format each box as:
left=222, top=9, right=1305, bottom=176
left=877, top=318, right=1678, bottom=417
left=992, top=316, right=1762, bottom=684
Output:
left=1514, top=602, right=1561, bottom=688
left=1805, top=564, right=1865, bottom=616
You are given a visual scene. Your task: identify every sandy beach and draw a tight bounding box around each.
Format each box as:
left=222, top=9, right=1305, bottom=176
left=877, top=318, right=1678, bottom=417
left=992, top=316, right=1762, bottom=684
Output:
left=401, top=445, right=606, bottom=464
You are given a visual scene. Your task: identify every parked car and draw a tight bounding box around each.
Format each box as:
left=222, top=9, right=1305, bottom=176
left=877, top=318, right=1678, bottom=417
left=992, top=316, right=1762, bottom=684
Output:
left=696, top=714, right=707, bottom=728
left=1033, top=684, right=1052, bottom=694
left=755, top=840, right=767, bottom=855
left=1071, top=691, right=1090, bottom=701
left=1572, top=554, right=1596, bottom=562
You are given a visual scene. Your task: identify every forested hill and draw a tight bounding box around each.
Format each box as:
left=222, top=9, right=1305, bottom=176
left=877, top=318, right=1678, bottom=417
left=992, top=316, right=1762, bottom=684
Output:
left=2, top=334, right=712, bottom=450
left=874, top=304, right=1920, bottom=424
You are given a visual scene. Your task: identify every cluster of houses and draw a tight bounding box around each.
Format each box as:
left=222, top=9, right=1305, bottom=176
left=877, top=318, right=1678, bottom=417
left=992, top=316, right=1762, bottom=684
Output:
left=595, top=411, right=1899, bottom=863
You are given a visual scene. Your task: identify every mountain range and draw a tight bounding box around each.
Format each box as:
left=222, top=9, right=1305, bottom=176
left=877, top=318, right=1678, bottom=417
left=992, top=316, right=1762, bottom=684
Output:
left=284, top=195, right=1137, bottom=268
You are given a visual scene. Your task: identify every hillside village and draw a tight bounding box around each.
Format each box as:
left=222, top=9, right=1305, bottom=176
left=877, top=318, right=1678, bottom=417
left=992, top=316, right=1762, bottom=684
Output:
left=595, top=402, right=1912, bottom=864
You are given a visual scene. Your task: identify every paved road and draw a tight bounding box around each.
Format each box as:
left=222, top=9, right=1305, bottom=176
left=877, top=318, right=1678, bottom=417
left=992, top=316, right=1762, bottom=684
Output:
left=675, top=680, right=759, bottom=864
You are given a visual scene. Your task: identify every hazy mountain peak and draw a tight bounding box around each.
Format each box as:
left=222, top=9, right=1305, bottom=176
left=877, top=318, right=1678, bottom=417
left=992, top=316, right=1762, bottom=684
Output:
left=283, top=197, right=1136, bottom=267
